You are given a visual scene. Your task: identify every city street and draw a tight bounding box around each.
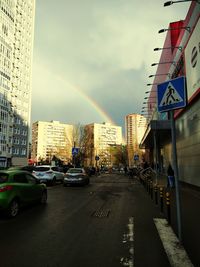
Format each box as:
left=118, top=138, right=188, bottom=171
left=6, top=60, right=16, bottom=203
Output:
left=0, top=2, right=199, bottom=267
left=1, top=172, right=194, bottom=267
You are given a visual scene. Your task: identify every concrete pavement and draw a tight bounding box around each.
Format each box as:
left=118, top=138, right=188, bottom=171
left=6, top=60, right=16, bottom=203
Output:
left=138, top=173, right=200, bottom=267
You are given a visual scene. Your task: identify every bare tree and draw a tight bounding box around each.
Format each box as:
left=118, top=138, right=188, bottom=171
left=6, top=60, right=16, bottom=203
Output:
left=111, top=145, right=127, bottom=167
left=70, top=124, right=94, bottom=167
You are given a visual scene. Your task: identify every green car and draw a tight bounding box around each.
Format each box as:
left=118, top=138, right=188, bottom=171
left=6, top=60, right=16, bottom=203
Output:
left=0, top=170, right=47, bottom=217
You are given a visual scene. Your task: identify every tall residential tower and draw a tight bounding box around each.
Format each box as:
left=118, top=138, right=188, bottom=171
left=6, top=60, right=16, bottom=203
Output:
left=125, top=113, right=146, bottom=167
left=0, top=0, right=35, bottom=167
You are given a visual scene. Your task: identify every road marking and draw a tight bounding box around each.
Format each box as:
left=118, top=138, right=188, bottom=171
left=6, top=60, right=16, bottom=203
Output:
left=154, top=218, right=194, bottom=267
left=121, top=217, right=134, bottom=267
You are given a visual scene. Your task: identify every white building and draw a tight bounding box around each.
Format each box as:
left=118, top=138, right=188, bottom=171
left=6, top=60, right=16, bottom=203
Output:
left=85, top=122, right=122, bottom=167
left=0, top=0, right=35, bottom=167
left=125, top=114, right=147, bottom=167
left=31, top=121, right=73, bottom=164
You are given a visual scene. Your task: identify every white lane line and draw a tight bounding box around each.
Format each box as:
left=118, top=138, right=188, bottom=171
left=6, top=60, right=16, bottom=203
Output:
left=121, top=217, right=134, bottom=267
left=154, top=218, right=194, bottom=267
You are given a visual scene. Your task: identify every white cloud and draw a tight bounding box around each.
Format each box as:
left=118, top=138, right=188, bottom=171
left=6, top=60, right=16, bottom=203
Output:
left=32, top=0, right=190, bottom=127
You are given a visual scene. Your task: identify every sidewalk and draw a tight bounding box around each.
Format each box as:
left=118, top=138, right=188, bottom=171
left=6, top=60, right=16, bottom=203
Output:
left=138, top=173, right=200, bottom=267
left=170, top=183, right=200, bottom=267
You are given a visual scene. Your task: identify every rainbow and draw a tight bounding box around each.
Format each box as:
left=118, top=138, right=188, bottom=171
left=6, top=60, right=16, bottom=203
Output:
left=56, top=75, right=116, bottom=125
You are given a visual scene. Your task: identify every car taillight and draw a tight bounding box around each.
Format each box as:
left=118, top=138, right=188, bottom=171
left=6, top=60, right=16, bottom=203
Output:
left=0, top=185, right=13, bottom=193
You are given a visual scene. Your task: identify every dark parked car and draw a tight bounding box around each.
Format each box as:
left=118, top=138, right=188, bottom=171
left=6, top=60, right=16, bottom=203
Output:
left=63, top=168, right=90, bottom=186
left=0, top=170, right=47, bottom=217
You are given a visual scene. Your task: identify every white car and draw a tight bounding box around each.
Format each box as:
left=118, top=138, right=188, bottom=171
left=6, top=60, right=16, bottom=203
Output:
left=63, top=168, right=90, bottom=186
left=33, top=165, right=64, bottom=185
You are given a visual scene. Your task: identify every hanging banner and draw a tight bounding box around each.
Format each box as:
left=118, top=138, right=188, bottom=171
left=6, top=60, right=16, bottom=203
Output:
left=185, top=17, right=200, bottom=99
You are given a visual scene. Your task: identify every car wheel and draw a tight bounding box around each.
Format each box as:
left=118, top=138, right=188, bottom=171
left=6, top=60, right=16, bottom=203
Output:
left=40, top=191, right=47, bottom=204
left=7, top=199, right=19, bottom=218
left=51, top=177, right=56, bottom=186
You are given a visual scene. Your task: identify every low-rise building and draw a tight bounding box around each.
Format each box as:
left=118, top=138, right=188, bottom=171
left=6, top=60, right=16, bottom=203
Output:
left=31, top=120, right=73, bottom=164
left=85, top=122, right=122, bottom=167
left=140, top=2, right=200, bottom=187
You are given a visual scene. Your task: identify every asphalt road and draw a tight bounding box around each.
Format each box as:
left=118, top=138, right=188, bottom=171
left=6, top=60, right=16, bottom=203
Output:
left=0, top=174, right=173, bottom=267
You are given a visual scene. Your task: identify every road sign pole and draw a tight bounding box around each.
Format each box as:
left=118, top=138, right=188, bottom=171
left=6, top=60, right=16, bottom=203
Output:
left=73, top=142, right=76, bottom=167
left=170, top=110, right=182, bottom=242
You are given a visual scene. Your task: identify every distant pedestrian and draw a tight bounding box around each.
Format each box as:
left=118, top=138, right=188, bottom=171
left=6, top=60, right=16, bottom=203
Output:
left=167, top=163, right=175, bottom=188
left=143, top=161, right=149, bottom=169
left=124, top=166, right=128, bottom=175
left=96, top=166, right=100, bottom=176
left=151, top=162, right=155, bottom=170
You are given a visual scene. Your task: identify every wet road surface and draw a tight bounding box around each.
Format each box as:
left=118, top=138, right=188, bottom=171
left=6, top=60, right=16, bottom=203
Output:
left=0, top=174, right=172, bottom=267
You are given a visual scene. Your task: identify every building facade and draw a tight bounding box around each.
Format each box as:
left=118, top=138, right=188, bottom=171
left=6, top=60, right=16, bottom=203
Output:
left=85, top=122, right=122, bottom=167
left=0, top=0, right=35, bottom=167
left=31, top=121, right=73, bottom=164
left=125, top=114, right=146, bottom=167
left=140, top=2, right=200, bottom=187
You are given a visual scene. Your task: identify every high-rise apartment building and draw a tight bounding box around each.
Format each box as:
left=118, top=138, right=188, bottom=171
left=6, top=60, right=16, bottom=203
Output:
left=125, top=114, right=146, bottom=167
left=0, top=0, right=35, bottom=167
left=31, top=121, right=73, bottom=164
left=85, top=122, right=122, bottom=167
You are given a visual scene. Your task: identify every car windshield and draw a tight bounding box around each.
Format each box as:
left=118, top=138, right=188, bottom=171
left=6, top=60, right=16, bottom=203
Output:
left=67, top=168, right=83, bottom=174
left=35, top=167, right=50, bottom=172
left=0, top=173, right=8, bottom=183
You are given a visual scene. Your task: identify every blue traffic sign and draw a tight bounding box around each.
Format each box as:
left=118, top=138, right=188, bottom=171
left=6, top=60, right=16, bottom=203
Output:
left=157, top=76, right=187, bottom=113
left=95, top=155, right=100, bottom=161
left=72, top=147, right=79, bottom=155
left=134, top=154, right=139, bottom=161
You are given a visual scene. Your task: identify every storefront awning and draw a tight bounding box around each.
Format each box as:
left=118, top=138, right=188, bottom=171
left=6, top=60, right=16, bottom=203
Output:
left=139, top=120, right=171, bottom=149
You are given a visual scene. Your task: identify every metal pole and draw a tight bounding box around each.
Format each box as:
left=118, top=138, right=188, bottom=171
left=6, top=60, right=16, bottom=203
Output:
left=73, top=141, right=76, bottom=167
left=170, top=110, right=182, bottom=242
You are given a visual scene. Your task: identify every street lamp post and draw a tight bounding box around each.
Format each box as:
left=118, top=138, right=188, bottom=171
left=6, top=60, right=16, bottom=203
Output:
left=151, top=61, right=176, bottom=67
left=147, top=83, right=158, bottom=86
left=164, top=0, right=200, bottom=6
left=144, top=97, right=157, bottom=100
left=149, top=73, right=171, bottom=78
left=154, top=46, right=182, bottom=51
left=158, top=26, right=190, bottom=33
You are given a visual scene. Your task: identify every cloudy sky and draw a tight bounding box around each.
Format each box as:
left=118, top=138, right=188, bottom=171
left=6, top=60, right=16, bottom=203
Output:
left=31, top=0, right=190, bottom=130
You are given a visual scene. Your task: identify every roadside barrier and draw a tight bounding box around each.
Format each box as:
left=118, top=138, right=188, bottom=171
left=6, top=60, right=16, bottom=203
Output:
left=146, top=177, right=149, bottom=192
left=166, top=191, right=171, bottom=224
left=150, top=181, right=153, bottom=199
left=154, top=185, right=158, bottom=205
left=137, top=168, right=174, bottom=225
left=160, top=187, right=164, bottom=213
left=148, top=179, right=150, bottom=194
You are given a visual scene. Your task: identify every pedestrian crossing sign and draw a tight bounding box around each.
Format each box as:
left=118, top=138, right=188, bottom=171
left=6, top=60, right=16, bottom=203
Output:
left=157, top=76, right=187, bottom=113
